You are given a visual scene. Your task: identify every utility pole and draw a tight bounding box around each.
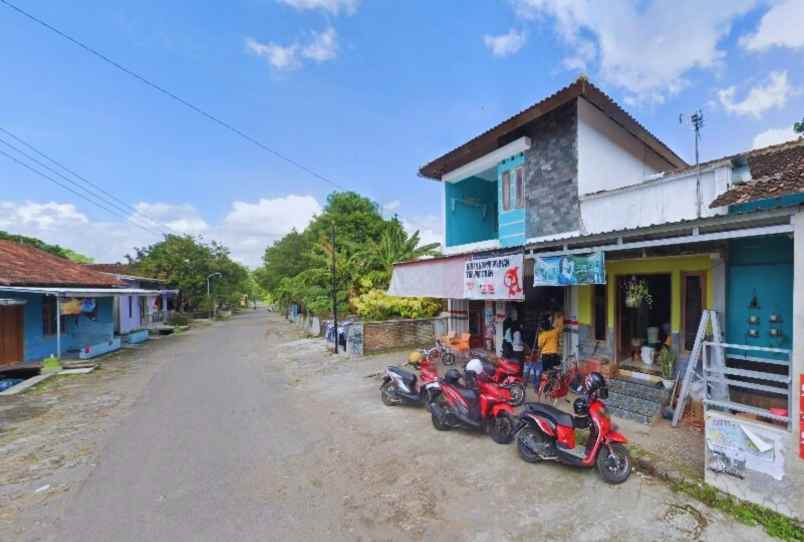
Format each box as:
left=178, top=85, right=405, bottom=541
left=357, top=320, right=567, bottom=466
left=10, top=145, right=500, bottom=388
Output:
left=681, top=110, right=704, bottom=218
left=330, top=221, right=339, bottom=354
left=206, top=272, right=222, bottom=320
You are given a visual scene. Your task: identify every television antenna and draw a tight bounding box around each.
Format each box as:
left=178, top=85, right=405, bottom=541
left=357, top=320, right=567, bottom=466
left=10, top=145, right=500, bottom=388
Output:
left=680, top=110, right=704, bottom=218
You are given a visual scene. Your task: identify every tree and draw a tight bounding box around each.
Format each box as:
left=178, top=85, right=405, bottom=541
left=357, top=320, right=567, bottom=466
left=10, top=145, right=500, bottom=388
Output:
left=255, top=230, right=312, bottom=293
left=0, top=230, right=93, bottom=263
left=129, top=235, right=249, bottom=311
left=795, top=116, right=804, bottom=136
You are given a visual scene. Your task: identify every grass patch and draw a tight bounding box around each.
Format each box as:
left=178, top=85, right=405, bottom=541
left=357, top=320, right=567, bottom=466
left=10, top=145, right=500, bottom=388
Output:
left=670, top=478, right=804, bottom=541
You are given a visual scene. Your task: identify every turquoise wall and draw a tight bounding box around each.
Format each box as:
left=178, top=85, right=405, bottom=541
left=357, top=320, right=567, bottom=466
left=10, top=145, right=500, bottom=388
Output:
left=5, top=293, right=116, bottom=362
left=497, top=153, right=526, bottom=248
left=726, top=236, right=793, bottom=359
left=444, top=176, right=498, bottom=247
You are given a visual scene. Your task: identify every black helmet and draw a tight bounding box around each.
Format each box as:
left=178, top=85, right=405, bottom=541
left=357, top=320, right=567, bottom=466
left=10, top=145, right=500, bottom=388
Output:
left=573, top=397, right=589, bottom=416
left=445, top=368, right=462, bottom=385
left=584, top=372, right=606, bottom=396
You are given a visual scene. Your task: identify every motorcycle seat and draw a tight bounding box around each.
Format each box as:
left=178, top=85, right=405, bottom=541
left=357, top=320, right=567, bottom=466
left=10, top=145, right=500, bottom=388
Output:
left=452, top=384, right=478, bottom=404
left=524, top=402, right=574, bottom=428
left=388, top=366, right=417, bottom=386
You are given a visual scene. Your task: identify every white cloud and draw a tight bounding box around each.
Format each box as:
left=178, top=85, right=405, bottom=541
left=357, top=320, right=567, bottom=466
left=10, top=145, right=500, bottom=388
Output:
left=512, top=0, right=756, bottom=103
left=741, top=0, right=804, bottom=52
left=400, top=214, right=442, bottom=248
left=301, top=28, right=338, bottom=62
left=246, top=28, right=338, bottom=70
left=382, top=200, right=401, bottom=213
left=483, top=29, right=527, bottom=58
left=718, top=71, right=795, bottom=118
left=245, top=37, right=300, bottom=70
left=752, top=126, right=801, bottom=149
left=278, top=0, right=359, bottom=15
left=0, top=195, right=323, bottom=268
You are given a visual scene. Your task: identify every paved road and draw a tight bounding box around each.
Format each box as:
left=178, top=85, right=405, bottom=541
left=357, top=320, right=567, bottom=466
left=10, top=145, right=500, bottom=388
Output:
left=32, top=310, right=765, bottom=541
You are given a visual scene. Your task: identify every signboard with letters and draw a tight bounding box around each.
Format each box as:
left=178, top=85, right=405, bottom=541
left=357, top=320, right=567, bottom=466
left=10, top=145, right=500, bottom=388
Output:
left=463, top=254, right=524, bottom=301
left=534, top=252, right=606, bottom=286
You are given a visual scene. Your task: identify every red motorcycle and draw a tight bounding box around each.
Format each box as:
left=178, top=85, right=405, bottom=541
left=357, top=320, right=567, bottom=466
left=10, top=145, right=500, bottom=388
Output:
left=515, top=372, right=632, bottom=484
left=430, top=368, right=515, bottom=444
left=465, top=357, right=526, bottom=406
left=533, top=355, right=581, bottom=404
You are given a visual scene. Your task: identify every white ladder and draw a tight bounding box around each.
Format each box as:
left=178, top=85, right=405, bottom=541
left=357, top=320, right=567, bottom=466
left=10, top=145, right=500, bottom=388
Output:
left=672, top=309, right=727, bottom=427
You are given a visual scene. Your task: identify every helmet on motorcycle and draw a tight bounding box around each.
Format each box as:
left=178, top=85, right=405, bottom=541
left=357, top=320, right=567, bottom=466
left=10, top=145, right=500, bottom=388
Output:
left=583, top=372, right=607, bottom=397
left=573, top=397, right=589, bottom=416
left=408, top=351, right=422, bottom=365
left=465, top=358, right=484, bottom=376
left=444, top=368, right=462, bottom=385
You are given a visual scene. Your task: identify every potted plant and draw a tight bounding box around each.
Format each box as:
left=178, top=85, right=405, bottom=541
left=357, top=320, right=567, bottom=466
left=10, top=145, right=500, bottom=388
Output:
left=658, top=346, right=677, bottom=389
left=624, top=277, right=653, bottom=309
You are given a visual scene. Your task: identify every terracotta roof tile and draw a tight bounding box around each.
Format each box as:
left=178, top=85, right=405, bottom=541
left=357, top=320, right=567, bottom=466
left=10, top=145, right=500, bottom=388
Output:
left=0, top=241, right=124, bottom=287
left=709, top=138, right=804, bottom=208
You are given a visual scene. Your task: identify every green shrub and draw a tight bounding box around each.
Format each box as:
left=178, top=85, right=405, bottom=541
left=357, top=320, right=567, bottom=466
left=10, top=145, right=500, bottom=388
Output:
left=167, top=313, right=191, bottom=326
left=352, top=289, right=442, bottom=321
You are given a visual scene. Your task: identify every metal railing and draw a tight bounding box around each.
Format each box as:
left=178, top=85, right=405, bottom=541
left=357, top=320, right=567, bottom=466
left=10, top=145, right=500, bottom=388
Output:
left=702, top=341, right=792, bottom=429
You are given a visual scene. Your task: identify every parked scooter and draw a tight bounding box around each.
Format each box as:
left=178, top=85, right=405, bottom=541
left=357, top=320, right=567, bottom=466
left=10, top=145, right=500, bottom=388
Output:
left=465, top=357, right=526, bottom=406
left=380, top=350, right=440, bottom=409
left=514, top=372, right=632, bottom=484
left=430, top=368, right=515, bottom=444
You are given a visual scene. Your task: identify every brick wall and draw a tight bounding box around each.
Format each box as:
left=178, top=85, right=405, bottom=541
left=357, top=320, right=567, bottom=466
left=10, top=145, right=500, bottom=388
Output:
left=362, top=317, right=448, bottom=354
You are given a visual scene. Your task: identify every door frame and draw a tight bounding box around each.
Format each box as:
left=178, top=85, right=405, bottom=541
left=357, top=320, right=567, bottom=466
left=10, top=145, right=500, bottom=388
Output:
left=615, top=272, right=673, bottom=364
left=0, top=304, right=24, bottom=366
left=681, top=271, right=707, bottom=354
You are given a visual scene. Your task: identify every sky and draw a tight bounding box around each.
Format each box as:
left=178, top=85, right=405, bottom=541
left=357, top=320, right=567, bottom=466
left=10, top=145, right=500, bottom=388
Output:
left=1, top=0, right=803, bottom=267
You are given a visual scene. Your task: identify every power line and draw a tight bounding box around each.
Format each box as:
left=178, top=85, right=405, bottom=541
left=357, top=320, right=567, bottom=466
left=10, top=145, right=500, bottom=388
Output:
left=0, top=0, right=348, bottom=192
left=0, top=135, right=167, bottom=236
left=0, top=127, right=178, bottom=235
left=0, top=146, right=164, bottom=238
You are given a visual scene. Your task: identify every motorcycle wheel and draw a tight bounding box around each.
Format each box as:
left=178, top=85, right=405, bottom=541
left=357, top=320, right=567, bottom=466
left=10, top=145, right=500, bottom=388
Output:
left=596, top=443, right=632, bottom=484
left=508, top=383, right=526, bottom=406
left=380, top=381, right=398, bottom=407
left=487, top=413, right=514, bottom=444
left=517, top=425, right=546, bottom=463
left=431, top=398, right=450, bottom=431
left=442, top=351, right=456, bottom=366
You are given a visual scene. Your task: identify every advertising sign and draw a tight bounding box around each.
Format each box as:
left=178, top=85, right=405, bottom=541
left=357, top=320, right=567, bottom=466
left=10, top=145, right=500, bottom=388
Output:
left=463, top=254, right=524, bottom=300
left=534, top=252, right=606, bottom=286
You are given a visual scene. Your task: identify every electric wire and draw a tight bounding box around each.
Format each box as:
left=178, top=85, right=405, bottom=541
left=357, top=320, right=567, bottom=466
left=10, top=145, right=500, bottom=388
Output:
left=0, top=126, right=178, bottom=235
left=0, top=0, right=348, bottom=192
left=0, top=135, right=167, bottom=236
left=0, top=146, right=164, bottom=238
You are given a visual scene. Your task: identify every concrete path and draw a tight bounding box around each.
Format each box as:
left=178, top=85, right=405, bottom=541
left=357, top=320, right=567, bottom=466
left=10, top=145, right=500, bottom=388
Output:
left=23, top=310, right=765, bottom=541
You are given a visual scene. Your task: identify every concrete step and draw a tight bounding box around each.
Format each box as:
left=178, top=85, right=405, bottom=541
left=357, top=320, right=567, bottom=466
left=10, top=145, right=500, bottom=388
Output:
left=608, top=377, right=669, bottom=404
left=606, top=391, right=663, bottom=418
left=607, top=405, right=652, bottom=425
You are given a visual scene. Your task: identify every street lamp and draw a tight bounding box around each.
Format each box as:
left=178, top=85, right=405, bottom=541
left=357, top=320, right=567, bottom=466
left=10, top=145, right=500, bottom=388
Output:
left=207, top=272, right=222, bottom=319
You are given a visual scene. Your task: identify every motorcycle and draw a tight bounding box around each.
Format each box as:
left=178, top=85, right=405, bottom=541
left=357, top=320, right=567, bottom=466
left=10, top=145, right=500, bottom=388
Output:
left=465, top=357, right=526, bottom=406
left=514, top=372, right=632, bottom=484
left=430, top=368, right=515, bottom=444
left=533, top=355, right=582, bottom=404
left=380, top=351, right=440, bottom=409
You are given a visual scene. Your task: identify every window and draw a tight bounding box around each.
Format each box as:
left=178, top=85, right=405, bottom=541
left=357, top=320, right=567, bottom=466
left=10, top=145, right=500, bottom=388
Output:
left=515, top=167, right=524, bottom=208
left=593, top=284, right=607, bottom=341
left=42, top=297, right=57, bottom=336
left=501, top=171, right=511, bottom=211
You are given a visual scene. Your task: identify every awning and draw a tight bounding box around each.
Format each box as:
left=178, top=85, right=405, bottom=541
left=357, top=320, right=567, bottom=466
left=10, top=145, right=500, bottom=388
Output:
left=0, top=286, right=179, bottom=297
left=388, top=256, right=466, bottom=299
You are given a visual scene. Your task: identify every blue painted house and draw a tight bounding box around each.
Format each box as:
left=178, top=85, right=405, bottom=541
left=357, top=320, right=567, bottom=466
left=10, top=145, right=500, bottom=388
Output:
left=0, top=240, right=128, bottom=366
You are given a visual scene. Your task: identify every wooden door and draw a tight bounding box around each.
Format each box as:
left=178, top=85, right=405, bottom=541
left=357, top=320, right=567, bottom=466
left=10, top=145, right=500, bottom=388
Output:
left=0, top=305, right=23, bottom=365
left=682, top=272, right=706, bottom=352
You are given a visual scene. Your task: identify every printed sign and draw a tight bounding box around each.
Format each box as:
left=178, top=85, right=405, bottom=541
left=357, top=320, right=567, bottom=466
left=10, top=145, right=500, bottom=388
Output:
left=534, top=252, right=606, bottom=286
left=463, top=254, right=524, bottom=300
left=706, top=415, right=786, bottom=480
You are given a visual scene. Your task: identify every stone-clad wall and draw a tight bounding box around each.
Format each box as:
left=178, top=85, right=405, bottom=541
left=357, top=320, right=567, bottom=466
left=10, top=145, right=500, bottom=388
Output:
left=521, top=103, right=580, bottom=239
left=363, top=317, right=448, bottom=354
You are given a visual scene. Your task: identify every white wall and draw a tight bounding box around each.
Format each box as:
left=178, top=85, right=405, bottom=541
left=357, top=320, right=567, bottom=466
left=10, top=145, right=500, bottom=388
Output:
left=580, top=166, right=731, bottom=235
left=577, top=97, right=672, bottom=196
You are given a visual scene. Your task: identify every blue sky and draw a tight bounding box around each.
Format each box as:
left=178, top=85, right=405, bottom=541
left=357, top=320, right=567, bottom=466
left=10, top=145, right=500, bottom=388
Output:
left=1, top=0, right=803, bottom=266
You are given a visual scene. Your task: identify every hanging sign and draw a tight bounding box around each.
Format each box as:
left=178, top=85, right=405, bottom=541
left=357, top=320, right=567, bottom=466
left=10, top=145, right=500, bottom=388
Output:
left=463, top=254, right=524, bottom=300
left=534, top=252, right=606, bottom=286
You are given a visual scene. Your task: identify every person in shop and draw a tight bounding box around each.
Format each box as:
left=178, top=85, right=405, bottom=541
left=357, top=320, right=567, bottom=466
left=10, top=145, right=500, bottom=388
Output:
left=502, top=309, right=518, bottom=359
left=537, top=311, right=564, bottom=374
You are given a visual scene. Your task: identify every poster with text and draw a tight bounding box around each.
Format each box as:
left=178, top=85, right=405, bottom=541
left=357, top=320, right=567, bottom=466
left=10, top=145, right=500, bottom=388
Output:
left=534, top=252, right=606, bottom=286
left=463, top=254, right=525, bottom=300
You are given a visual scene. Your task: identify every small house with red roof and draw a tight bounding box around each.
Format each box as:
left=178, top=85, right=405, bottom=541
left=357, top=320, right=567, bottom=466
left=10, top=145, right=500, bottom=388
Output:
left=0, top=240, right=158, bottom=365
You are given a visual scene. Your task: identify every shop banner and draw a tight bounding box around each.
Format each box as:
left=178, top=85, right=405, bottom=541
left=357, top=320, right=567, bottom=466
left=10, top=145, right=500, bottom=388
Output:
left=60, top=298, right=97, bottom=315
left=463, top=254, right=524, bottom=300
left=534, top=252, right=606, bottom=286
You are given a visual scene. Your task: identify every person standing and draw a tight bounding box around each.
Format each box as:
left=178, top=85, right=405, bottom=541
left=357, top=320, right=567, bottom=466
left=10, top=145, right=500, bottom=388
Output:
left=512, top=324, right=524, bottom=362
left=538, top=312, right=564, bottom=373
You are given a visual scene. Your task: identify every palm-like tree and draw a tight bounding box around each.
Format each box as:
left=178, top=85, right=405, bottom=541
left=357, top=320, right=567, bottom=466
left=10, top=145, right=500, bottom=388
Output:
left=354, top=226, right=440, bottom=289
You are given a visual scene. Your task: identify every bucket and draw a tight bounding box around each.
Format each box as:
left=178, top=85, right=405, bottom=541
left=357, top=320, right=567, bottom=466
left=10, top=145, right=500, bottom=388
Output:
left=641, top=346, right=655, bottom=365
